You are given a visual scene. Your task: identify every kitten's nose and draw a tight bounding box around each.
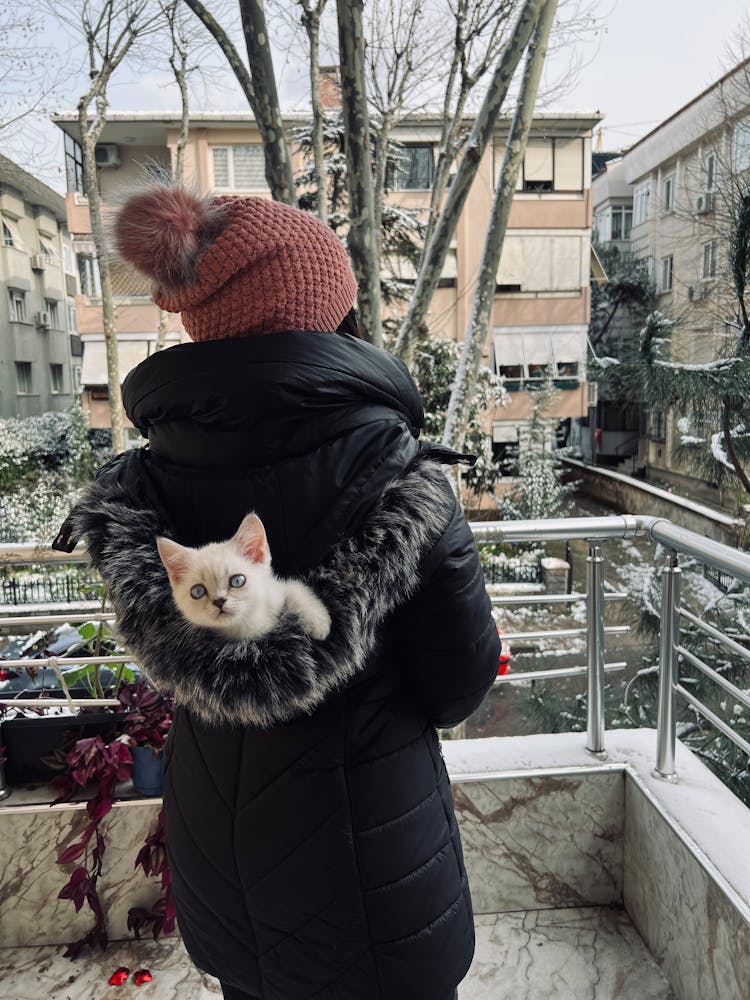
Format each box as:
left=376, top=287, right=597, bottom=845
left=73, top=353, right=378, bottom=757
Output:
left=213, top=597, right=227, bottom=609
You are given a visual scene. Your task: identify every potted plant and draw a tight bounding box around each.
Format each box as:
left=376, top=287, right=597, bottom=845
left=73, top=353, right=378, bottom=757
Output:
left=118, top=682, right=173, bottom=797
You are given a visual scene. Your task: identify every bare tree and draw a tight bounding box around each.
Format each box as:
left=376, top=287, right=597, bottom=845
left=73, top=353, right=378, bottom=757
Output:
left=46, top=0, right=163, bottom=453
left=182, top=0, right=295, bottom=204
left=336, top=0, right=382, bottom=347
left=393, top=0, right=546, bottom=361
left=155, top=0, right=193, bottom=351
left=298, top=0, right=329, bottom=224
left=442, top=0, right=557, bottom=451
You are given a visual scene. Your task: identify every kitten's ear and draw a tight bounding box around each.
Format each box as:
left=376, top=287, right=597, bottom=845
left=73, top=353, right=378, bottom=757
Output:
left=156, top=536, right=191, bottom=583
left=233, top=514, right=270, bottom=564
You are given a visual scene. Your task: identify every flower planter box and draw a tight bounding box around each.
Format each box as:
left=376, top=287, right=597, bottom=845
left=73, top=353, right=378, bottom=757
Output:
left=0, top=713, right=126, bottom=785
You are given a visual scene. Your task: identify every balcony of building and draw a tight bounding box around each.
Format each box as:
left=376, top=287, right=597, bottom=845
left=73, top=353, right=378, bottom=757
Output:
left=0, top=514, right=748, bottom=998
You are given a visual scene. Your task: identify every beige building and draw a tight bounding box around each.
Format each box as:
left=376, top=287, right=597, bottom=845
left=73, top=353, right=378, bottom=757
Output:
left=53, top=108, right=600, bottom=455
left=0, top=154, right=80, bottom=419
left=592, top=58, right=750, bottom=504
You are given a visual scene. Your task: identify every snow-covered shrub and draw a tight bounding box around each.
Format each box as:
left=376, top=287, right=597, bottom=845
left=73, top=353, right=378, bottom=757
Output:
left=0, top=478, right=82, bottom=544
left=410, top=338, right=508, bottom=501
left=479, top=544, right=544, bottom=584
left=0, top=408, right=94, bottom=490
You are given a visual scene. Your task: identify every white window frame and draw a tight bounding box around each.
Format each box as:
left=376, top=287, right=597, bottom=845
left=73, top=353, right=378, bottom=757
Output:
left=210, top=145, right=268, bottom=192
left=705, top=151, right=717, bottom=192
left=15, top=362, right=33, bottom=394
left=2, top=220, right=15, bottom=247
left=67, top=303, right=77, bottom=332
left=663, top=174, right=675, bottom=213
left=633, top=181, right=651, bottom=226
left=45, top=298, right=59, bottom=328
left=9, top=288, right=27, bottom=322
left=703, top=240, right=717, bottom=280
left=50, top=363, right=64, bottom=394
left=661, top=255, right=673, bottom=292
left=39, top=238, right=56, bottom=260
left=610, top=205, right=632, bottom=241
left=734, top=118, right=750, bottom=173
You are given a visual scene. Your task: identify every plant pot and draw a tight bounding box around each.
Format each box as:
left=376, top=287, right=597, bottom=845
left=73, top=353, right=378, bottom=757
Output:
left=130, top=745, right=164, bottom=797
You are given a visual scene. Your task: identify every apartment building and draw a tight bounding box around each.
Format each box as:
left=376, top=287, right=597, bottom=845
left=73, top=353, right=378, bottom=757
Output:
left=592, top=58, right=750, bottom=504
left=53, top=108, right=600, bottom=456
left=0, top=155, right=79, bottom=419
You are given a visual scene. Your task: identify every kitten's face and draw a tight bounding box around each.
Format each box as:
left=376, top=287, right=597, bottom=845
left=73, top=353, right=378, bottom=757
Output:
left=157, top=514, right=271, bottom=633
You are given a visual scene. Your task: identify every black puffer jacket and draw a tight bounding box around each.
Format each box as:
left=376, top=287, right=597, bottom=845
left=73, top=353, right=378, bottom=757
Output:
left=88, top=332, right=499, bottom=999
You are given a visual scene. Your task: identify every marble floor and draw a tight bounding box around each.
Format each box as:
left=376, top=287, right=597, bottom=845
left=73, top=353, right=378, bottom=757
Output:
left=0, top=906, right=676, bottom=1000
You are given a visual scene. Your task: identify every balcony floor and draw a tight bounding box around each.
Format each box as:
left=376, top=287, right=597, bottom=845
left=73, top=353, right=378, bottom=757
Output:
left=0, top=905, right=675, bottom=999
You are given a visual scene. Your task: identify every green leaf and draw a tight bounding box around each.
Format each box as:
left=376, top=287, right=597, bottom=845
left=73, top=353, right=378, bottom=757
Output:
left=77, top=623, right=98, bottom=642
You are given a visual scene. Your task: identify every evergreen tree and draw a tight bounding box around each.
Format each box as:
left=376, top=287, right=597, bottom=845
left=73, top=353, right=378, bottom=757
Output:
left=497, top=380, right=576, bottom=520
left=410, top=338, right=507, bottom=502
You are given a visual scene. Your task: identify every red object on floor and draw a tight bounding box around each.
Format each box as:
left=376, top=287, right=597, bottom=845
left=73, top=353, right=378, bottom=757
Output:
left=108, top=967, right=130, bottom=986
left=134, top=969, right=153, bottom=986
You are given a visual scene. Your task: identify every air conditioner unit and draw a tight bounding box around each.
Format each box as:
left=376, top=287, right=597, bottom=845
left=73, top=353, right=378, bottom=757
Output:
left=695, top=192, right=715, bottom=214
left=30, top=254, right=47, bottom=271
left=35, top=310, right=50, bottom=329
left=94, top=143, right=120, bottom=168
left=587, top=381, right=599, bottom=408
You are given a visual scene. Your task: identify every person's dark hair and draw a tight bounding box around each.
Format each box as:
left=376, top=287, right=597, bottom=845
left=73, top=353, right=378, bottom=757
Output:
left=336, top=307, right=364, bottom=339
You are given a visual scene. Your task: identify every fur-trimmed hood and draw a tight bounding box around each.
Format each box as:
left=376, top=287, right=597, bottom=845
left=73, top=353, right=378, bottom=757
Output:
left=63, top=458, right=455, bottom=728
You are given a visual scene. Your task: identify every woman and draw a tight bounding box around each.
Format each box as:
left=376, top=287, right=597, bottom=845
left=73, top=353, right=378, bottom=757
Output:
left=63, top=186, right=499, bottom=1000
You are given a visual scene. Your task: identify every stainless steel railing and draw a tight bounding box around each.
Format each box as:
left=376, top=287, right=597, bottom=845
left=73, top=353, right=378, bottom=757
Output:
left=472, top=514, right=750, bottom=779
left=1, top=514, right=749, bottom=799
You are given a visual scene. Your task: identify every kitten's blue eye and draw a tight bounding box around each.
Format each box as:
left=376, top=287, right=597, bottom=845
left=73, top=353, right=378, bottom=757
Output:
left=229, top=574, right=246, bottom=589
left=190, top=584, right=207, bottom=600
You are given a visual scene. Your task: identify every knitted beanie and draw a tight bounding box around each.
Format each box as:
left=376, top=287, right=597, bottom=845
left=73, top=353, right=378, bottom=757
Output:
left=114, top=185, right=358, bottom=341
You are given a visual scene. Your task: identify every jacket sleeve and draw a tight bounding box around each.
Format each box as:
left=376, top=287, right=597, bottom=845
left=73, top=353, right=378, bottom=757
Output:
left=393, top=480, right=500, bottom=728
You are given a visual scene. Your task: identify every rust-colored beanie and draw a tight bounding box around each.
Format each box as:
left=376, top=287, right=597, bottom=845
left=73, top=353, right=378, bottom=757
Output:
left=114, top=185, right=358, bottom=341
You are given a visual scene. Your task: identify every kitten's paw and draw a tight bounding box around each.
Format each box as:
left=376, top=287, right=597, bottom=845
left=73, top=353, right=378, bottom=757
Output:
left=306, top=605, right=331, bottom=640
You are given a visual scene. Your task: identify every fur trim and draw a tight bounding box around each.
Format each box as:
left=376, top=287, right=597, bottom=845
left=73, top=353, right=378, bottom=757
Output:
left=114, top=184, right=227, bottom=291
left=65, top=460, right=454, bottom=728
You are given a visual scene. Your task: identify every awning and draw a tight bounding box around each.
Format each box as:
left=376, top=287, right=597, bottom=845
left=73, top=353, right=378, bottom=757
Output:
left=81, top=340, right=149, bottom=385
left=492, top=422, right=520, bottom=443
left=591, top=245, right=608, bottom=284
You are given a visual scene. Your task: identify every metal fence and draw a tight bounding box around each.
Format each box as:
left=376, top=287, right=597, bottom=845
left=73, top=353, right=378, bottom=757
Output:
left=1, top=516, right=750, bottom=800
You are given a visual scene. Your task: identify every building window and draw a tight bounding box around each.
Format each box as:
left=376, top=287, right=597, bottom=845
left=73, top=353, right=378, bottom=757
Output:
left=64, top=134, right=85, bottom=194
left=734, top=118, right=750, bottom=173
left=705, top=152, right=717, bottom=191
left=15, top=362, right=33, bottom=394
left=389, top=144, right=435, bottom=190
left=9, top=288, right=26, bottom=322
left=72, top=366, right=82, bottom=394
left=45, top=299, right=59, bottom=328
left=68, top=303, right=77, bottom=332
left=556, top=361, right=579, bottom=377
left=703, top=240, right=717, bottom=279
left=661, top=255, right=673, bottom=292
left=62, top=244, right=74, bottom=274
left=39, top=238, right=56, bottom=260
left=50, top=363, right=64, bottom=394
left=663, top=174, right=675, bottom=212
left=210, top=145, right=267, bottom=191
left=77, top=253, right=101, bottom=296
left=2, top=220, right=15, bottom=247
left=610, top=206, right=632, bottom=241
left=650, top=410, right=666, bottom=441
left=633, top=182, right=651, bottom=226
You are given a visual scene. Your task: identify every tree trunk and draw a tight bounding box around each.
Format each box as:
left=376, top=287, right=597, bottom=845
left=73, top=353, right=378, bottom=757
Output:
left=183, top=0, right=294, bottom=204
left=79, top=104, right=125, bottom=454
left=336, top=0, right=382, bottom=348
left=393, top=0, right=545, bottom=363
left=442, top=0, right=557, bottom=452
left=238, top=0, right=295, bottom=204
left=301, top=7, right=327, bottom=224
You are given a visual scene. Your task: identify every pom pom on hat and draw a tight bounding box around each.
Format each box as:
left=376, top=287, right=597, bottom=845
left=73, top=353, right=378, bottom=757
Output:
left=113, top=184, right=358, bottom=341
left=115, top=185, right=226, bottom=291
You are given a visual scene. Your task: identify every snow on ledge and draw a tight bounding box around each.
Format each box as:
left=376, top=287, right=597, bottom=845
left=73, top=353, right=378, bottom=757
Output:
left=443, top=729, right=750, bottom=918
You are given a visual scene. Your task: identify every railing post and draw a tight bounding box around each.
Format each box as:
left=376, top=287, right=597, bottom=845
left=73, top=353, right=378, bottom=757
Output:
left=654, top=552, right=681, bottom=780
left=0, top=724, right=10, bottom=800
left=586, top=542, right=606, bottom=756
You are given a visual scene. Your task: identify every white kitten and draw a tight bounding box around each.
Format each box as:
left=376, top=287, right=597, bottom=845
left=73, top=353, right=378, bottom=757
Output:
left=156, top=514, right=331, bottom=641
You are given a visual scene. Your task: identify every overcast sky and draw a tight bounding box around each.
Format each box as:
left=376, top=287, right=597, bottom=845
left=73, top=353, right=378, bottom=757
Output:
left=547, top=0, right=750, bottom=149
left=6, top=0, right=750, bottom=191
